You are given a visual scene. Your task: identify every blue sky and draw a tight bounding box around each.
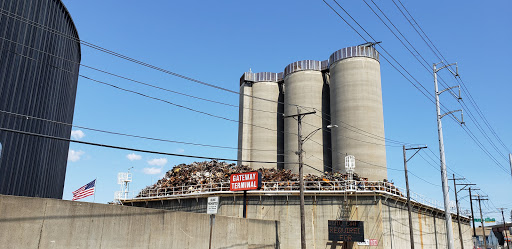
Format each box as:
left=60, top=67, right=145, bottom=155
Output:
left=61, top=0, right=511, bottom=220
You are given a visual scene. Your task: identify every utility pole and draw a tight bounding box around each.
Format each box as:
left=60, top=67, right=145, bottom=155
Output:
left=499, top=208, right=511, bottom=249
left=467, top=187, right=480, bottom=238
left=474, top=195, right=489, bottom=249
left=284, top=107, right=316, bottom=249
left=449, top=176, right=475, bottom=249
left=433, top=62, right=462, bottom=249
left=403, top=145, right=427, bottom=249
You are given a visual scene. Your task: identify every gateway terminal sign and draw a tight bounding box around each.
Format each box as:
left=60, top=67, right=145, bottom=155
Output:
left=230, top=171, right=262, bottom=191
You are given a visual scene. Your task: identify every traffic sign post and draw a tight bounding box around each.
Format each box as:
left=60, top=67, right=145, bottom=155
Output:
left=229, top=171, right=261, bottom=218
left=207, top=196, right=219, bottom=249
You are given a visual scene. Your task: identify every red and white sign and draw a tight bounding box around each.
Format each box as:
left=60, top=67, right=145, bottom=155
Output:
left=357, top=239, right=378, bottom=246
left=230, top=171, right=262, bottom=191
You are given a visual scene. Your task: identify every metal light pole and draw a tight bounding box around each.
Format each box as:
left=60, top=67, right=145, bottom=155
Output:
left=284, top=108, right=316, bottom=249
left=403, top=145, right=427, bottom=249
left=433, top=62, right=462, bottom=249
left=509, top=154, right=512, bottom=179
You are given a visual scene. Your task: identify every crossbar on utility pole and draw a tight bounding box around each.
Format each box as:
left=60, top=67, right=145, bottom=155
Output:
left=403, top=145, right=427, bottom=249
left=283, top=108, right=316, bottom=249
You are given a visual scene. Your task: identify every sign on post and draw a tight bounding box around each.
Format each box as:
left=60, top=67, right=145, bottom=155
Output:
left=328, top=220, right=365, bottom=242
left=207, top=197, right=219, bottom=214
left=230, top=171, right=262, bottom=191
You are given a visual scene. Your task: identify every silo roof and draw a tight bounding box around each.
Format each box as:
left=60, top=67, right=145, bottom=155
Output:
left=329, top=46, right=379, bottom=67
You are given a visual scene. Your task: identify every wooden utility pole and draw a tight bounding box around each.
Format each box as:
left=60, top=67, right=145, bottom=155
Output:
left=499, top=208, right=511, bottom=249
left=468, top=187, right=479, bottom=237
left=449, top=176, right=475, bottom=249
left=402, top=145, right=427, bottom=249
left=475, top=195, right=489, bottom=249
left=284, top=108, right=316, bottom=249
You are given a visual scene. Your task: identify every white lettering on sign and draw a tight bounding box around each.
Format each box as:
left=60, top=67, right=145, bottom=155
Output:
left=357, top=239, right=378, bottom=246
left=207, top=196, right=219, bottom=214
left=229, top=171, right=261, bottom=191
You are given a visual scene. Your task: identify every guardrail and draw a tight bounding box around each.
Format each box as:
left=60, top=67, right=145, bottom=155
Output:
left=118, top=180, right=447, bottom=212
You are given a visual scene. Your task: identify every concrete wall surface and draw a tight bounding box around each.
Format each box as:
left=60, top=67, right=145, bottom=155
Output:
left=130, top=193, right=472, bottom=249
left=0, top=194, right=278, bottom=249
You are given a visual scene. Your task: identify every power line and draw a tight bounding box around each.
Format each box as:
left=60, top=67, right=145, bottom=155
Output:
left=391, top=0, right=511, bottom=156
left=361, top=0, right=510, bottom=167
left=321, top=0, right=510, bottom=173
left=0, top=126, right=295, bottom=165
left=0, top=36, right=415, bottom=149
left=0, top=109, right=289, bottom=153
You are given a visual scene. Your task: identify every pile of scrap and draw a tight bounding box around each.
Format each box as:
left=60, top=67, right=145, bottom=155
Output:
left=137, top=160, right=400, bottom=197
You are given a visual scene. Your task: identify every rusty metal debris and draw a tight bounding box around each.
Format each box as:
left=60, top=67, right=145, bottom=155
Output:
left=137, top=160, right=401, bottom=198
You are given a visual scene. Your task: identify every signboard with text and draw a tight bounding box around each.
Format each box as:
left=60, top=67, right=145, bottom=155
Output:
left=474, top=218, right=496, bottom=223
left=328, top=220, right=365, bottom=242
left=357, top=239, right=378, bottom=246
left=207, top=197, right=219, bottom=214
left=230, top=171, right=262, bottom=191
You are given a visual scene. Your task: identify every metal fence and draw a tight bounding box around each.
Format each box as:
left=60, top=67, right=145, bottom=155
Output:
left=119, top=180, right=446, bottom=211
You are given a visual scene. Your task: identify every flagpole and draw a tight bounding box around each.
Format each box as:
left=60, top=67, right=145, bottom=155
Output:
left=93, top=178, right=97, bottom=203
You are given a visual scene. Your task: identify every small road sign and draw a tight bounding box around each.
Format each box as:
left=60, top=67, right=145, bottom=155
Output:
left=207, top=197, right=219, bottom=214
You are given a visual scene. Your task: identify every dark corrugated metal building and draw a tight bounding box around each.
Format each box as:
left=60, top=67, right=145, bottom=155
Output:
left=0, top=0, right=80, bottom=198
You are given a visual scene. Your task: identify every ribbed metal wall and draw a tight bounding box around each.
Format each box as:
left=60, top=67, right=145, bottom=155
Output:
left=0, top=0, right=81, bottom=198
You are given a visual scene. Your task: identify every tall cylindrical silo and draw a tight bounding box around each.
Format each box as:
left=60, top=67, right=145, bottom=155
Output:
left=248, top=72, right=283, bottom=169
left=329, top=46, right=387, bottom=181
left=283, top=60, right=330, bottom=175
left=237, top=73, right=253, bottom=167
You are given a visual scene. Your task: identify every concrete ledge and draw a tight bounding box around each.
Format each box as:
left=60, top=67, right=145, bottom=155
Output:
left=0, top=194, right=278, bottom=249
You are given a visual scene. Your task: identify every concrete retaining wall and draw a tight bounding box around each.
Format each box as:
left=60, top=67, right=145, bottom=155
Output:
left=0, top=194, right=278, bottom=249
left=128, top=193, right=472, bottom=249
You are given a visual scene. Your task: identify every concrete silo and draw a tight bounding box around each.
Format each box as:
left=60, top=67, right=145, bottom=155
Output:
left=283, top=60, right=330, bottom=175
left=237, top=72, right=284, bottom=169
left=237, top=73, right=253, bottom=167
left=329, top=46, right=387, bottom=180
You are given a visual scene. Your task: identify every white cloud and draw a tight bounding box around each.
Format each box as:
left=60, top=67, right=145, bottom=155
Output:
left=143, top=167, right=162, bottom=175
left=176, top=148, right=185, bottom=153
left=68, top=149, right=85, bottom=162
left=126, top=153, right=142, bottom=161
left=70, top=130, right=85, bottom=140
left=147, top=158, right=167, bottom=166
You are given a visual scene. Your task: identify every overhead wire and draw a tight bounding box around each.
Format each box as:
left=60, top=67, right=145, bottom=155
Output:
left=0, top=27, right=414, bottom=148
left=360, top=0, right=510, bottom=167
left=0, top=127, right=296, bottom=165
left=0, top=109, right=288, bottom=153
left=321, top=0, right=510, bottom=173
left=391, top=0, right=511, bottom=157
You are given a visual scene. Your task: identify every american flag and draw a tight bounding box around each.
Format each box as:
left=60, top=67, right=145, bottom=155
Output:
left=72, top=179, right=96, bottom=201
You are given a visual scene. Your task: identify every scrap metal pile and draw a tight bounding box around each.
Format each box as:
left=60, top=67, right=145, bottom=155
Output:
left=137, top=160, right=401, bottom=197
